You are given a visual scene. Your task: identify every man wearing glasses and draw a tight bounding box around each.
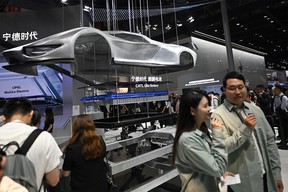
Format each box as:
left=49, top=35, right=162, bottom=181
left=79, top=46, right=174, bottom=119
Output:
left=211, top=71, right=283, bottom=192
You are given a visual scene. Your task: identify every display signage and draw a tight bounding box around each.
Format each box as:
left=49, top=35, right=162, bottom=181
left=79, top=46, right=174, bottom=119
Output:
left=0, top=79, right=43, bottom=98
left=0, top=5, right=83, bottom=47
left=2, top=31, right=38, bottom=42
left=131, top=75, right=162, bottom=88
left=131, top=76, right=163, bottom=82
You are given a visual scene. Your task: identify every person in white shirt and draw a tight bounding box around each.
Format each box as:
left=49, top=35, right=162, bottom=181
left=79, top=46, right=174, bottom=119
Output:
left=273, top=84, right=288, bottom=148
left=0, top=98, right=63, bottom=191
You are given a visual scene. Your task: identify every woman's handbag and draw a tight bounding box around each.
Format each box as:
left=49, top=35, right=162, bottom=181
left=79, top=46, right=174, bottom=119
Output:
left=106, top=172, right=119, bottom=192
left=101, top=135, right=119, bottom=192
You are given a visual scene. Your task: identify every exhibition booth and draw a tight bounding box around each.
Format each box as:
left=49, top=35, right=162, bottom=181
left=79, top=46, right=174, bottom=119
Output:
left=0, top=2, right=285, bottom=191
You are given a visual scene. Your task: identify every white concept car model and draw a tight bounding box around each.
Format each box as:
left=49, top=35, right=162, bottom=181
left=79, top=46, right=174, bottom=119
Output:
left=3, top=27, right=197, bottom=75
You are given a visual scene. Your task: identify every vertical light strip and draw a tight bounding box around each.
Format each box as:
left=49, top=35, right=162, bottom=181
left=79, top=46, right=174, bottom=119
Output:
left=173, top=0, right=179, bottom=44
left=139, top=0, right=143, bottom=34
left=128, top=0, right=132, bottom=32
left=146, top=0, right=151, bottom=37
left=106, top=0, right=111, bottom=31
left=160, top=0, right=165, bottom=43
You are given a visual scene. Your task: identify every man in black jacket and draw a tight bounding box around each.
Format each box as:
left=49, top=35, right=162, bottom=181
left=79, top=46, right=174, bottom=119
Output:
left=256, top=84, right=275, bottom=134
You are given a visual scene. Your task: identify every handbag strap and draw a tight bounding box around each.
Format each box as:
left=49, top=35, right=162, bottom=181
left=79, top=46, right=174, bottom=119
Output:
left=99, top=136, right=111, bottom=174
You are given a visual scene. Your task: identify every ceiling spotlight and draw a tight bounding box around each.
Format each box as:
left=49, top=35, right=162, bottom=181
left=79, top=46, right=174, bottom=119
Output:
left=270, top=20, right=274, bottom=23
left=283, top=30, right=286, bottom=32
left=214, top=29, right=218, bottom=32
left=177, top=21, right=183, bottom=27
left=236, top=23, right=240, bottom=26
left=165, top=24, right=171, bottom=30
left=83, top=5, right=91, bottom=12
left=61, top=0, right=68, bottom=4
left=145, top=23, right=151, bottom=31
left=187, top=16, right=194, bottom=23
left=152, top=24, right=157, bottom=30
left=245, top=28, right=248, bottom=30
left=264, top=15, right=267, bottom=18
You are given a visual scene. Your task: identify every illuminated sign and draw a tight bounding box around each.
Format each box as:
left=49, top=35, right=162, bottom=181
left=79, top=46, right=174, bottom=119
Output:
left=185, top=78, right=220, bottom=87
left=0, top=79, right=43, bottom=98
left=131, top=76, right=162, bottom=82
left=131, top=76, right=162, bottom=88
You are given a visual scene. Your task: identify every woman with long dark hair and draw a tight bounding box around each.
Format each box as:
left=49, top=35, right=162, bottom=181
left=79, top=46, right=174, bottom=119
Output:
left=172, top=90, right=227, bottom=192
left=62, top=114, right=108, bottom=192
left=43, top=108, right=54, bottom=133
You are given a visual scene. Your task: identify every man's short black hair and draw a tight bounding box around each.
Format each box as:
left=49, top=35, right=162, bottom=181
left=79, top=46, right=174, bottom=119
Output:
left=223, top=71, right=246, bottom=88
left=256, top=84, right=265, bottom=89
left=274, top=83, right=283, bottom=92
left=3, top=98, right=33, bottom=120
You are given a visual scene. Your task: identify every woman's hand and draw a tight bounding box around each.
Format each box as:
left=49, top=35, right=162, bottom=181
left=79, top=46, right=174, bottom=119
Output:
left=211, top=117, right=222, bottom=128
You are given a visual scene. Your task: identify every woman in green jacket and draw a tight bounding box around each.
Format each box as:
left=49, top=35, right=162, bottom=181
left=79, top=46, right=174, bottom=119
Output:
left=172, top=90, right=227, bottom=192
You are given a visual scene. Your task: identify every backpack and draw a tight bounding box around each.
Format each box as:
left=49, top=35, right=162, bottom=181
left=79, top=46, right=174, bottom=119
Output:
left=0, top=129, right=43, bottom=192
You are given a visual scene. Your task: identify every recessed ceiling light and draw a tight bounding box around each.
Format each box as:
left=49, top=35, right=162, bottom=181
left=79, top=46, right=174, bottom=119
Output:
left=165, top=24, right=171, bottom=30
left=187, top=16, right=194, bottom=23
left=270, top=20, right=274, bottom=23
left=214, top=29, right=218, bottom=32
left=264, top=15, right=267, bottom=18
left=236, top=23, right=240, bottom=26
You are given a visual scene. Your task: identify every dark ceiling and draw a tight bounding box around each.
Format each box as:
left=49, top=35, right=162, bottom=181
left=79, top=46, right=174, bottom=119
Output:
left=0, top=0, right=287, bottom=70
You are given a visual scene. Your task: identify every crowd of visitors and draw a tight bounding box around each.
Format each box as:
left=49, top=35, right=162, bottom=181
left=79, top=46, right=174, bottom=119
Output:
left=0, top=70, right=286, bottom=192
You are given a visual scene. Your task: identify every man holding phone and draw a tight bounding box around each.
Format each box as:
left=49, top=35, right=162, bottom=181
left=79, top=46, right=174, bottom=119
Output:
left=211, top=71, right=283, bottom=192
